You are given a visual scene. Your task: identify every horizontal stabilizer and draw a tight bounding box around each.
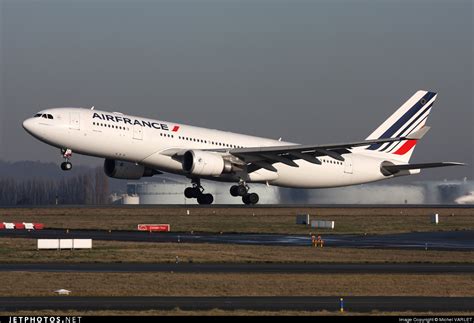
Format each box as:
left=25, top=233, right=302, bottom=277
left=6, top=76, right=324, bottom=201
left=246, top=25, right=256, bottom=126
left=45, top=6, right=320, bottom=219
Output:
left=382, top=162, right=466, bottom=175
left=406, top=126, right=430, bottom=140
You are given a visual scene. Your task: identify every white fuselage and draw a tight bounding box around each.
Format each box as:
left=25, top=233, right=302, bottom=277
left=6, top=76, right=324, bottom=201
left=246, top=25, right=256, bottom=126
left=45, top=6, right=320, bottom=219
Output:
left=23, top=107, right=407, bottom=188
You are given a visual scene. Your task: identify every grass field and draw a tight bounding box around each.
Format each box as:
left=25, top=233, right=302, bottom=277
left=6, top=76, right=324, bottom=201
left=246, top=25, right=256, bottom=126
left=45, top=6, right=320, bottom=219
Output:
left=0, top=207, right=472, bottom=316
left=1, top=238, right=473, bottom=263
left=0, top=272, right=472, bottom=297
left=0, top=206, right=472, bottom=234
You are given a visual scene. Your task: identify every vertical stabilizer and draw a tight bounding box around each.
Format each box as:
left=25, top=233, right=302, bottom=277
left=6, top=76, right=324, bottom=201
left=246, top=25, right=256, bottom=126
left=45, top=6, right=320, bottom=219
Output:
left=364, top=90, right=437, bottom=162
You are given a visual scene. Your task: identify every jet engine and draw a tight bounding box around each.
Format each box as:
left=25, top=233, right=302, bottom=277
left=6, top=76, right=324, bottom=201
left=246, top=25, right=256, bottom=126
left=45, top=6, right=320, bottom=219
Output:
left=182, top=150, right=233, bottom=176
left=104, top=159, right=159, bottom=179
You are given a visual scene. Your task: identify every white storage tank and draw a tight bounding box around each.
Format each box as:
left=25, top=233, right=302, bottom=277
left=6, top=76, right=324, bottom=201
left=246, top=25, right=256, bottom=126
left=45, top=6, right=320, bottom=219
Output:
left=122, top=194, right=140, bottom=205
left=126, top=177, right=280, bottom=204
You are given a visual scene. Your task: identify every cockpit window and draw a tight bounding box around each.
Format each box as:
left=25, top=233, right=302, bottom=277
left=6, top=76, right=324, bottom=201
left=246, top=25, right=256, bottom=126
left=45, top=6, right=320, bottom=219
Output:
left=42, top=115, right=47, bottom=119
left=34, top=114, right=42, bottom=118
left=47, top=114, right=53, bottom=119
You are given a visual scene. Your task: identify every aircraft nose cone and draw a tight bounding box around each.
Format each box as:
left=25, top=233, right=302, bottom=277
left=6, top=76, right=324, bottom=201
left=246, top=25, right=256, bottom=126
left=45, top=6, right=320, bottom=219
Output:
left=22, top=118, right=35, bottom=134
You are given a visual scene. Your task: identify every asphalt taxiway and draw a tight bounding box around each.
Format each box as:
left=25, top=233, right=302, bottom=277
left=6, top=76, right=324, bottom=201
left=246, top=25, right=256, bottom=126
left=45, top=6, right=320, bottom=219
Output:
left=1, top=263, right=473, bottom=273
left=1, top=229, right=473, bottom=250
left=1, top=296, right=473, bottom=312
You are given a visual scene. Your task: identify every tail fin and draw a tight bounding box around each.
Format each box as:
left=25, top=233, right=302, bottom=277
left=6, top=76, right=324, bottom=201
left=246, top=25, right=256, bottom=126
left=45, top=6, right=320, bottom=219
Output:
left=365, top=90, right=437, bottom=162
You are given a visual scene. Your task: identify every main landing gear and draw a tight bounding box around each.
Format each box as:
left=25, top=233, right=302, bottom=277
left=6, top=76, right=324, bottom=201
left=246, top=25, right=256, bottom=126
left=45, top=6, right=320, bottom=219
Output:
left=230, top=182, right=259, bottom=205
left=60, top=148, right=73, bottom=171
left=184, top=178, right=214, bottom=205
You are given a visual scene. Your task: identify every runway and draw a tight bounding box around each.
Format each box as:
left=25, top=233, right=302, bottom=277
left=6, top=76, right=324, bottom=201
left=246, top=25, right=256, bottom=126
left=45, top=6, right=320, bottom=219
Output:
left=1, top=296, right=472, bottom=312
left=1, top=229, right=473, bottom=250
left=2, top=263, right=473, bottom=273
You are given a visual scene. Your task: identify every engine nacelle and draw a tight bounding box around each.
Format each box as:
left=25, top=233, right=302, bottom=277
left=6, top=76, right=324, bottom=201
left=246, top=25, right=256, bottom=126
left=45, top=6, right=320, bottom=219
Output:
left=104, top=159, right=158, bottom=180
left=182, top=150, right=233, bottom=176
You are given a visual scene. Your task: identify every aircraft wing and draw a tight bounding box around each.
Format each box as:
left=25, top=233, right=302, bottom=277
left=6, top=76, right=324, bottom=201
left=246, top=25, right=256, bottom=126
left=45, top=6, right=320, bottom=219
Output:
left=160, top=127, right=431, bottom=174
left=226, top=127, right=430, bottom=173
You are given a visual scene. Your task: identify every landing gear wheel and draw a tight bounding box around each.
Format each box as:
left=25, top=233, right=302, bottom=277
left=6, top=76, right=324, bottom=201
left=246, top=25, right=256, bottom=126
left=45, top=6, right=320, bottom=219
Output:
left=185, top=178, right=213, bottom=204
left=248, top=193, right=259, bottom=205
left=60, top=162, right=72, bottom=171
left=230, top=185, right=240, bottom=197
left=242, top=193, right=259, bottom=205
left=197, top=193, right=214, bottom=205
left=237, top=185, right=248, bottom=196
left=205, top=193, right=214, bottom=204
left=60, top=148, right=73, bottom=171
left=185, top=187, right=200, bottom=199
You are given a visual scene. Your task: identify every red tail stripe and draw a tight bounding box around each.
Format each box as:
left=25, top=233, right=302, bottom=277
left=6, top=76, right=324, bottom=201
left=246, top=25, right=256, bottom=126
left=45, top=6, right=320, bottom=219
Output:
left=393, top=140, right=417, bottom=155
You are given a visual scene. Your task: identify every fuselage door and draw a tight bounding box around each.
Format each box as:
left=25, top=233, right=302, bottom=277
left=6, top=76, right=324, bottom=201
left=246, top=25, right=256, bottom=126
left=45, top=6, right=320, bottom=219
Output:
left=69, top=112, right=80, bottom=130
left=133, top=124, right=143, bottom=140
left=344, top=155, right=353, bottom=174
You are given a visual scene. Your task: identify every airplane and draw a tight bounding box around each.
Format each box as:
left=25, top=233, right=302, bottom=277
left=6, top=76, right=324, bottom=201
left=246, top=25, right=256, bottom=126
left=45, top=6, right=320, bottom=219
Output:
left=22, top=90, right=464, bottom=205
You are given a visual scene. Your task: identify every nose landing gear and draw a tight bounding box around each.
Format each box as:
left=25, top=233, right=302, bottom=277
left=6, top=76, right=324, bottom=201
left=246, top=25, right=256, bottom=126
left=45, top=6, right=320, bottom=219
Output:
left=184, top=178, right=214, bottom=205
left=60, top=148, right=73, bottom=171
left=230, top=181, right=259, bottom=205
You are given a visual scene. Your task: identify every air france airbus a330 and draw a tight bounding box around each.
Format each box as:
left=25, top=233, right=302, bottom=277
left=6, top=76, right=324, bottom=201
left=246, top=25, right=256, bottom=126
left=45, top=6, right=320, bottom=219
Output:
left=23, top=90, right=464, bottom=204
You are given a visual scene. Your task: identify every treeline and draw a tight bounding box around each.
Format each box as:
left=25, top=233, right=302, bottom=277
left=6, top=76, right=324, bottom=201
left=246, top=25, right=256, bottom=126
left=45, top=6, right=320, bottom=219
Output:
left=0, top=167, right=109, bottom=206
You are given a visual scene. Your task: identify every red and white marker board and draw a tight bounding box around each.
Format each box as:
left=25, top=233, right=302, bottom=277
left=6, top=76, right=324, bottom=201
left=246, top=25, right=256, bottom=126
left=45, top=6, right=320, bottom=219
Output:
left=0, top=222, right=44, bottom=230
left=137, top=224, right=170, bottom=232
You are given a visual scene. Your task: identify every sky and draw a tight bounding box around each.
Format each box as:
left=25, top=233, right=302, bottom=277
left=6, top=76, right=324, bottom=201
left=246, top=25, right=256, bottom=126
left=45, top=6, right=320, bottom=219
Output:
left=0, top=0, right=472, bottom=182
